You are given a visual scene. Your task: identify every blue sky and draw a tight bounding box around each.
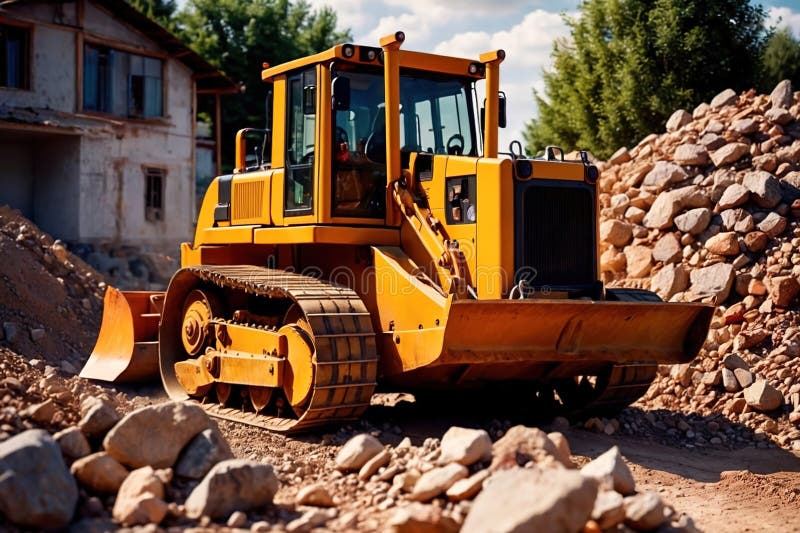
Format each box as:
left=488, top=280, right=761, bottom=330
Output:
left=305, top=0, right=800, bottom=149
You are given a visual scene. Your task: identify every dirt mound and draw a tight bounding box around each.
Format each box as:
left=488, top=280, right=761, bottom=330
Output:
left=597, top=81, right=800, bottom=450
left=0, top=205, right=106, bottom=372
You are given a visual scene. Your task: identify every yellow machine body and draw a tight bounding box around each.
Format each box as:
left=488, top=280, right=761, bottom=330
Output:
left=80, top=32, right=713, bottom=432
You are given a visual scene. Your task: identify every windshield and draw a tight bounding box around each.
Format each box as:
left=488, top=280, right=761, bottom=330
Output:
left=334, top=69, right=477, bottom=158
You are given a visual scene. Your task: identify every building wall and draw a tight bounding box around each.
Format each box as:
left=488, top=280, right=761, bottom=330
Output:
left=0, top=141, right=34, bottom=215
left=1, top=0, right=198, bottom=251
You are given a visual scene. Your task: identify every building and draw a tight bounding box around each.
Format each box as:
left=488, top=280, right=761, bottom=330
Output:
left=0, top=0, right=237, bottom=252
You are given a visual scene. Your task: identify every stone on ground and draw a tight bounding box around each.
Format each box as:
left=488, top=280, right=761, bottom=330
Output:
left=580, top=446, right=636, bottom=495
left=71, top=452, right=129, bottom=494
left=184, top=459, right=279, bottom=519
left=437, top=426, right=493, bottom=466
left=335, top=434, right=384, bottom=471
left=174, top=426, right=233, bottom=480
left=409, top=463, right=468, bottom=502
left=111, top=466, right=170, bottom=527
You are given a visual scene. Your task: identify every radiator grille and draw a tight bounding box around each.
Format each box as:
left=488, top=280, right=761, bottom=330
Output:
left=232, top=180, right=264, bottom=221
left=521, top=184, right=595, bottom=286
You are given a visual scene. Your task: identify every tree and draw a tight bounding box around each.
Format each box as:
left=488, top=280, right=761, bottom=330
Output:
left=176, top=0, right=350, bottom=170
left=525, top=0, right=768, bottom=159
left=760, top=27, right=800, bottom=92
left=128, top=0, right=178, bottom=28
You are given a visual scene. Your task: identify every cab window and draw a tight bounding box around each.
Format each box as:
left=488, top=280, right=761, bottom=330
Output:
left=285, top=69, right=316, bottom=215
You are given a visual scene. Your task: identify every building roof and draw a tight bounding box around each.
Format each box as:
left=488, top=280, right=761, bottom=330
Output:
left=0, top=0, right=240, bottom=94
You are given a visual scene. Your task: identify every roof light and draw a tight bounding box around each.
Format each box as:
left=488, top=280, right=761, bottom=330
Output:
left=343, top=44, right=355, bottom=58
left=367, top=49, right=377, bottom=61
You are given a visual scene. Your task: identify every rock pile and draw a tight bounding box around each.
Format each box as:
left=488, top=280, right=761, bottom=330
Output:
left=597, top=80, right=800, bottom=450
left=0, top=206, right=105, bottom=372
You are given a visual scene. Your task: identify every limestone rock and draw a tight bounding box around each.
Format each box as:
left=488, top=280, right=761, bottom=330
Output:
left=296, top=483, right=335, bottom=507
left=409, top=463, right=468, bottom=502
left=674, top=208, right=711, bottom=235
left=711, top=143, right=749, bottom=167
left=600, top=219, right=633, bottom=247
left=446, top=469, right=490, bottom=502
left=175, top=426, right=234, bottom=480
left=705, top=232, right=740, bottom=256
left=490, top=425, right=571, bottom=471
left=624, top=492, right=668, bottom=531
left=104, top=402, right=211, bottom=469
left=758, top=212, right=787, bottom=238
left=743, top=170, right=782, bottom=208
left=651, top=264, right=689, bottom=300
left=710, top=88, right=737, bottom=109
left=438, top=426, right=493, bottom=466
left=71, top=452, right=129, bottom=494
left=580, top=446, right=636, bottom=496
left=79, top=400, right=122, bottom=439
left=689, top=262, right=735, bottom=302
left=674, top=144, right=709, bottom=166
left=461, top=468, right=598, bottom=533
left=653, top=233, right=682, bottom=263
left=0, top=429, right=78, bottom=529
left=643, top=161, right=688, bottom=192
left=770, top=79, right=793, bottom=109
left=744, top=380, right=784, bottom=411
left=112, top=466, right=169, bottom=527
left=666, top=109, right=692, bottom=132
left=54, top=426, right=91, bottom=459
left=185, top=459, right=279, bottom=519
left=388, top=502, right=459, bottom=533
left=335, top=434, right=384, bottom=471
left=624, top=245, right=652, bottom=278
left=717, top=183, right=750, bottom=210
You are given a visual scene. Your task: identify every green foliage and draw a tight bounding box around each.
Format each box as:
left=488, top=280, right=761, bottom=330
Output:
left=760, top=27, right=800, bottom=91
left=176, top=0, right=350, bottom=168
left=128, top=0, right=177, bottom=28
left=525, top=0, right=768, bottom=159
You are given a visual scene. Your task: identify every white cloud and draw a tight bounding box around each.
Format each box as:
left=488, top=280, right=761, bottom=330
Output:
left=768, top=6, right=800, bottom=38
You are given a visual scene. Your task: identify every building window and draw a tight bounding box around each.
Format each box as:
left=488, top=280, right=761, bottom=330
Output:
left=145, top=167, right=165, bottom=222
left=0, top=24, right=30, bottom=89
left=84, top=44, right=163, bottom=118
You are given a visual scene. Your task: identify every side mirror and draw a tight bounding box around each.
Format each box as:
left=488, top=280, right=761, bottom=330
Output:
left=498, top=91, right=507, bottom=128
left=332, top=76, right=350, bottom=110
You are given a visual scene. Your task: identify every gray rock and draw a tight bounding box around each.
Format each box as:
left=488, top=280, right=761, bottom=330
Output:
left=710, top=88, right=737, bottom=109
left=758, top=212, right=787, bottom=238
left=461, top=467, right=598, bottom=533
left=766, top=107, right=793, bottom=125
left=732, top=117, right=758, bottom=135
left=744, top=380, right=784, bottom=411
left=0, top=429, right=78, bottom=529
left=770, top=79, right=793, bottom=109
left=175, top=426, right=233, bottom=480
left=185, top=459, right=279, bottom=519
left=674, top=208, right=711, bottom=235
left=717, top=184, right=750, bottom=210
left=711, top=143, right=749, bottom=167
left=723, top=354, right=749, bottom=371
left=580, top=445, right=636, bottom=495
left=335, top=434, right=384, bottom=471
left=743, top=170, right=782, bottom=208
left=734, top=368, right=754, bottom=389
left=643, top=186, right=709, bottom=230
left=722, top=368, right=739, bottom=392
left=54, top=426, right=92, bottom=459
left=674, top=144, right=710, bottom=166
left=666, top=109, right=692, bottom=132
left=79, top=401, right=122, bottom=439
left=652, top=233, right=681, bottom=263
left=643, top=161, right=688, bottom=192
left=104, top=402, right=211, bottom=469
left=624, top=492, right=668, bottom=530
left=438, top=426, right=493, bottom=466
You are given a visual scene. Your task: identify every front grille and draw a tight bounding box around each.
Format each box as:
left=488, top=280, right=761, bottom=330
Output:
left=519, top=183, right=595, bottom=286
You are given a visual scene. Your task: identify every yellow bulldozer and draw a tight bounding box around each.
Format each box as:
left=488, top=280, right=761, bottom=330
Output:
left=80, top=32, right=713, bottom=432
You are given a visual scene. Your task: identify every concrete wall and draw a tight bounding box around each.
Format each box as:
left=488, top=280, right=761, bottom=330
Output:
left=34, top=136, right=81, bottom=240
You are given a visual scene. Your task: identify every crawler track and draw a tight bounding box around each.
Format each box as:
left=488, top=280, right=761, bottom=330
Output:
left=165, top=266, right=378, bottom=433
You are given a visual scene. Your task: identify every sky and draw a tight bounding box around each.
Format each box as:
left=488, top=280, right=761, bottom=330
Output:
left=304, top=0, right=800, bottom=150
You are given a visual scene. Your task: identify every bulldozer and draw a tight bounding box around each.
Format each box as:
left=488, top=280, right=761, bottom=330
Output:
left=80, top=32, right=713, bottom=433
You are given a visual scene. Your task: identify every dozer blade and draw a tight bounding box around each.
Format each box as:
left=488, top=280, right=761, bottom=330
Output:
left=79, top=287, right=164, bottom=383
left=438, top=299, right=713, bottom=366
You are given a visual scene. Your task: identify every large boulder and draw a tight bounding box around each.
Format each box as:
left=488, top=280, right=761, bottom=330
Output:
left=0, top=429, right=78, bottom=529
left=461, top=468, right=598, bottom=533
left=437, top=426, right=493, bottom=466
left=184, top=459, right=279, bottom=519
left=103, top=402, right=211, bottom=469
